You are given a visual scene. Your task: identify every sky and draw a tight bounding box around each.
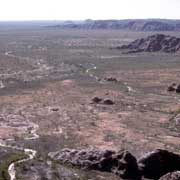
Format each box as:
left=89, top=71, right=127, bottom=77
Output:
left=0, top=0, right=180, bottom=21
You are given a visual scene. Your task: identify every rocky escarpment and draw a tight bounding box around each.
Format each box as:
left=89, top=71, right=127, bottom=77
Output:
left=117, top=34, right=180, bottom=53
left=49, top=148, right=180, bottom=180
left=50, top=19, right=180, bottom=31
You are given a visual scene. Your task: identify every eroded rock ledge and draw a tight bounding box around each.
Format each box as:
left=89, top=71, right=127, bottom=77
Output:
left=117, top=34, right=180, bottom=53
left=49, top=148, right=180, bottom=180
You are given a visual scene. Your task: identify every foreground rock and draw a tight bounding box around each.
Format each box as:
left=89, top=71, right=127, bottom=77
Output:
left=159, top=171, right=180, bottom=180
left=112, top=150, right=139, bottom=179
left=138, top=149, right=180, bottom=179
left=49, top=148, right=180, bottom=180
left=49, top=148, right=140, bottom=179
left=117, top=34, right=180, bottom=53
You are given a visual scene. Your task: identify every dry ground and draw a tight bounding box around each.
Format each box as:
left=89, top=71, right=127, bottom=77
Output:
left=0, top=28, right=179, bottom=179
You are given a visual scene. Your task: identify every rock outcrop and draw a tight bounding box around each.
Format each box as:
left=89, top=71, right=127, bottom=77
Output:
left=117, top=34, right=180, bottom=53
left=176, top=84, right=180, bottom=93
left=103, top=99, right=115, bottom=105
left=91, top=97, right=102, bottom=104
left=104, top=77, right=118, bottom=82
left=91, top=97, right=114, bottom=105
left=159, top=171, right=180, bottom=180
left=167, top=83, right=180, bottom=93
left=167, top=83, right=177, bottom=92
left=49, top=148, right=180, bottom=180
left=49, top=148, right=140, bottom=179
left=138, top=149, right=180, bottom=179
left=112, top=150, right=140, bottom=179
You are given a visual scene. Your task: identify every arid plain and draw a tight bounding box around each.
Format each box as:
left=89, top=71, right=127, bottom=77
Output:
left=0, top=28, right=180, bottom=179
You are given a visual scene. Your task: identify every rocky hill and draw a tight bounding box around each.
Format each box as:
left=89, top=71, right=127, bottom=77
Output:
left=117, top=34, right=180, bottom=53
left=51, top=19, right=180, bottom=31
left=49, top=148, right=180, bottom=180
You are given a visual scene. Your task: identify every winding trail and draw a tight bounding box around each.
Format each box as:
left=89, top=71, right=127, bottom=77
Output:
left=0, top=50, right=54, bottom=180
left=0, top=121, right=39, bottom=180
left=85, top=63, right=135, bottom=92
left=1, top=51, right=53, bottom=80
left=86, top=63, right=99, bottom=81
left=0, top=59, right=134, bottom=179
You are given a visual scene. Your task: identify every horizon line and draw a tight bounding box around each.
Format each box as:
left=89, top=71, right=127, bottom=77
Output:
left=0, top=18, right=180, bottom=22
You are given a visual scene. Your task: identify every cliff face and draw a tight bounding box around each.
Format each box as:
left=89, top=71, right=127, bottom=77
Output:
left=117, top=34, right=180, bottom=53
left=52, top=19, right=180, bottom=31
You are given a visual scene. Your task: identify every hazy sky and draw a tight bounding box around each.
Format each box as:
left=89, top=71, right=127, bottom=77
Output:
left=0, top=0, right=180, bottom=20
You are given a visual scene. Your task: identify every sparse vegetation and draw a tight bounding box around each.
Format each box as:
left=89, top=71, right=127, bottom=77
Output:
left=0, top=27, right=180, bottom=179
left=0, top=151, right=27, bottom=180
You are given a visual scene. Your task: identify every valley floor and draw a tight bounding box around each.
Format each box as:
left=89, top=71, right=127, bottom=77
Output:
left=0, top=29, right=179, bottom=179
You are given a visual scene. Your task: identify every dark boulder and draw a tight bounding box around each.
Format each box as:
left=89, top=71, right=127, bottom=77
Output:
left=167, top=86, right=176, bottom=92
left=167, top=83, right=176, bottom=92
left=112, top=150, right=140, bottom=179
left=176, top=85, right=180, bottom=93
left=138, top=149, right=180, bottom=179
left=159, top=171, right=180, bottom=180
left=104, top=77, right=118, bottom=82
left=103, top=99, right=114, bottom=105
left=51, top=107, right=59, bottom=112
left=92, top=97, right=102, bottom=104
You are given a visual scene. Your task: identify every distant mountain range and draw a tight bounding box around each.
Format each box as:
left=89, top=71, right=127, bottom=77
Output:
left=50, top=19, right=180, bottom=31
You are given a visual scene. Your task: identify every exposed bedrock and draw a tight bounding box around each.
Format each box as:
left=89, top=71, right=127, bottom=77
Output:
left=117, top=34, right=180, bottom=53
left=49, top=148, right=140, bottom=179
left=49, top=148, right=180, bottom=180
left=159, top=171, right=180, bottom=180
left=138, top=149, right=180, bottom=179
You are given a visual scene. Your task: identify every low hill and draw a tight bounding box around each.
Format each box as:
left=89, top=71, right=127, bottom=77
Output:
left=117, top=34, right=180, bottom=53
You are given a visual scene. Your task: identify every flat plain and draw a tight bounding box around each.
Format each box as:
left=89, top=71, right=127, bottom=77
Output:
left=0, top=28, right=180, bottom=179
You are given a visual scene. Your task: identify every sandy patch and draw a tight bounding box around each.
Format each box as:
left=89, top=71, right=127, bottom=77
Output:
left=61, top=79, right=75, bottom=86
left=0, top=126, right=24, bottom=139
